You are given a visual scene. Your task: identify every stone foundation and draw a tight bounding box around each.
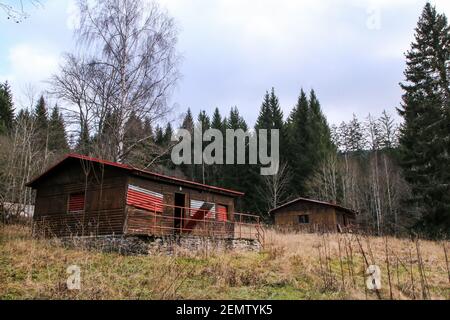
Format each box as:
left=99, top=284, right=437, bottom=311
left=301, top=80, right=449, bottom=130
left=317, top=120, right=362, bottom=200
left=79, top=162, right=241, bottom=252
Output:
left=59, top=234, right=261, bottom=256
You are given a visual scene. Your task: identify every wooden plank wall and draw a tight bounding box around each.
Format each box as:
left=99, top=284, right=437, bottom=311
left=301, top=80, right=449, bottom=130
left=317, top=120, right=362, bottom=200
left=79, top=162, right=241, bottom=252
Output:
left=33, top=161, right=127, bottom=237
left=274, top=202, right=338, bottom=232
left=32, top=159, right=239, bottom=238
left=125, top=175, right=236, bottom=237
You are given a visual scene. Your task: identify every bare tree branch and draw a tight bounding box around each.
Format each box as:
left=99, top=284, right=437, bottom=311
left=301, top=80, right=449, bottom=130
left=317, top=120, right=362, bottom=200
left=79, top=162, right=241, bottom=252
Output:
left=50, top=0, right=181, bottom=163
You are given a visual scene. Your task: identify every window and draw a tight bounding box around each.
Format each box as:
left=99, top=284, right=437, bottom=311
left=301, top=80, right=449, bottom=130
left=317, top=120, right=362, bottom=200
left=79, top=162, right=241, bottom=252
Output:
left=298, top=215, right=309, bottom=224
left=127, top=184, right=164, bottom=213
left=190, top=200, right=216, bottom=219
left=217, top=204, right=228, bottom=222
left=68, top=193, right=85, bottom=213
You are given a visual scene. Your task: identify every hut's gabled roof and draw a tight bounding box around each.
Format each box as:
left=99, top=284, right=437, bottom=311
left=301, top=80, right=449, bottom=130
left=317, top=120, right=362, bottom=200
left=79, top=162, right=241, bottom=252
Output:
left=26, top=153, right=244, bottom=197
left=269, top=197, right=357, bottom=215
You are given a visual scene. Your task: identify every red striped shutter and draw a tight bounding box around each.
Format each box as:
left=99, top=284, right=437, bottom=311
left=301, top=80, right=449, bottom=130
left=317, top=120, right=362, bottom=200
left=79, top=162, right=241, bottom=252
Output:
left=127, top=185, right=164, bottom=213
left=217, top=205, right=228, bottom=222
left=190, top=200, right=216, bottom=219
left=68, top=193, right=85, bottom=213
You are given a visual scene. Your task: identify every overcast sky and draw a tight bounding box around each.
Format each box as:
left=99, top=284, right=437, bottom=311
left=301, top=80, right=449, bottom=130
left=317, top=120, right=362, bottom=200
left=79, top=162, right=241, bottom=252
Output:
left=1, top=0, right=450, bottom=126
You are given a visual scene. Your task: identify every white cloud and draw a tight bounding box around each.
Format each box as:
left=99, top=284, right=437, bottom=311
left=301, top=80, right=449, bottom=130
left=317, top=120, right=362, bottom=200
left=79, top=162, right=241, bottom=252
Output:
left=1, top=0, right=447, bottom=123
left=0, top=43, right=60, bottom=107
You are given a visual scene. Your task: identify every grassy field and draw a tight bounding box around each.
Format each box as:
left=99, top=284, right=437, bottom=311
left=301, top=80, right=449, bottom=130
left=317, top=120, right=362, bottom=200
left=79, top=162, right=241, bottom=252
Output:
left=0, top=224, right=449, bottom=300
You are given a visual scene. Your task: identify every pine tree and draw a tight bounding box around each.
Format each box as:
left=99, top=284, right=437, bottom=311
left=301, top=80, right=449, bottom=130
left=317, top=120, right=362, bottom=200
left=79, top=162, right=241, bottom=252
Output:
left=48, top=105, right=68, bottom=152
left=178, top=108, right=195, bottom=180
left=154, top=125, right=164, bottom=146
left=181, top=108, right=194, bottom=133
left=209, top=108, right=225, bottom=186
left=378, top=110, right=398, bottom=150
left=143, top=117, right=153, bottom=139
left=227, top=106, right=248, bottom=131
left=252, top=88, right=287, bottom=214
left=308, top=89, right=334, bottom=158
left=286, top=89, right=312, bottom=196
left=255, top=91, right=272, bottom=130
left=211, top=107, right=224, bottom=133
left=269, top=88, right=284, bottom=134
left=346, top=114, right=366, bottom=152
left=195, top=110, right=211, bottom=183
left=163, top=122, right=173, bottom=145
left=255, top=88, right=286, bottom=159
left=33, top=95, right=49, bottom=151
left=285, top=89, right=334, bottom=197
left=222, top=107, right=258, bottom=212
left=0, top=81, right=15, bottom=134
left=121, top=112, right=147, bottom=164
left=197, top=110, right=211, bottom=131
left=398, top=3, right=450, bottom=236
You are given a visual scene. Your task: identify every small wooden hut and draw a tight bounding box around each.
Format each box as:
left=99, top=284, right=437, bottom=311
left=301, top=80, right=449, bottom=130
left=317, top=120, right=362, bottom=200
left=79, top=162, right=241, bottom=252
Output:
left=270, top=197, right=357, bottom=232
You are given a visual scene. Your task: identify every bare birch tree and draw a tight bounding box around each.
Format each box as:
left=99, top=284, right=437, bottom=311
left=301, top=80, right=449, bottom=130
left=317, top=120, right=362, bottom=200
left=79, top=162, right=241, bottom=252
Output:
left=257, top=162, right=292, bottom=216
left=306, top=152, right=339, bottom=202
left=366, top=114, right=383, bottom=235
left=307, top=112, right=413, bottom=235
left=50, top=0, right=180, bottom=163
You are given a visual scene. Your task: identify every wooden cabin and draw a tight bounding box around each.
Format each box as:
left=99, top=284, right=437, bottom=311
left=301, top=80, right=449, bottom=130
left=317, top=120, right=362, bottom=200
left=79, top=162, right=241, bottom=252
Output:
left=270, top=198, right=357, bottom=232
left=26, top=154, right=259, bottom=240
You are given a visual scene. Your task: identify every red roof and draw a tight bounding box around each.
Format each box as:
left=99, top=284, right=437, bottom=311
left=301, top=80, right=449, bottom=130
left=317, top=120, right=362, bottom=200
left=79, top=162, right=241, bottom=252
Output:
left=26, top=153, right=244, bottom=197
left=269, top=197, right=357, bottom=215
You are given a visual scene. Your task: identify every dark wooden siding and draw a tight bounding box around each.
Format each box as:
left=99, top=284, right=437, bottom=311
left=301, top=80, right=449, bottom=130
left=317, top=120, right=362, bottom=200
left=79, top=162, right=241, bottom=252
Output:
left=125, top=175, right=235, bottom=237
left=33, top=160, right=127, bottom=237
left=274, top=201, right=357, bottom=232
left=274, top=202, right=337, bottom=232
left=32, top=158, right=240, bottom=238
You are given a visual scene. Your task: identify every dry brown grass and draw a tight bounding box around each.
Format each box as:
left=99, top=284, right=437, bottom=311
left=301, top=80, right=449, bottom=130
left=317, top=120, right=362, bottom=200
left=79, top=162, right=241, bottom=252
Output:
left=264, top=229, right=450, bottom=300
left=1, top=224, right=449, bottom=300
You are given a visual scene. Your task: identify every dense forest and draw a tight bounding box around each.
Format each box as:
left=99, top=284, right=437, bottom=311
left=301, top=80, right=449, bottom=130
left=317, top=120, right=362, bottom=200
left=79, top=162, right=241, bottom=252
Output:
left=0, top=1, right=449, bottom=238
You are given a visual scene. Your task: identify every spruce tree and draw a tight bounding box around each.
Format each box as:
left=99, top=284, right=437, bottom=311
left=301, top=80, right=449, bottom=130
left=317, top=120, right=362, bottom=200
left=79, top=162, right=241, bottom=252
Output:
left=378, top=110, right=398, bottom=150
left=286, top=89, right=312, bottom=196
left=34, top=95, right=49, bottom=151
left=255, top=91, right=272, bottom=130
left=195, top=110, right=211, bottom=183
left=269, top=88, right=284, bottom=134
left=143, top=117, right=153, bottom=139
left=48, top=105, right=68, bottom=152
left=163, top=122, right=173, bottom=145
left=253, top=88, right=287, bottom=214
left=179, top=108, right=195, bottom=180
left=181, top=108, right=194, bottom=132
left=222, top=107, right=256, bottom=212
left=255, top=88, right=286, bottom=159
left=346, top=114, right=366, bottom=152
left=209, top=108, right=225, bottom=186
left=398, top=3, right=450, bottom=236
left=227, top=106, right=248, bottom=131
left=197, top=110, right=211, bottom=131
left=122, top=112, right=147, bottom=164
left=309, top=89, right=334, bottom=158
left=0, top=81, right=15, bottom=134
left=211, top=107, right=224, bottom=132
left=154, top=125, right=164, bottom=146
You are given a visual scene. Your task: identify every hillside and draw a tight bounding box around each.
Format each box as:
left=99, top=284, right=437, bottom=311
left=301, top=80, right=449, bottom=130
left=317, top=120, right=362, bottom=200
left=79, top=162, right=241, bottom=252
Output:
left=0, top=224, right=449, bottom=300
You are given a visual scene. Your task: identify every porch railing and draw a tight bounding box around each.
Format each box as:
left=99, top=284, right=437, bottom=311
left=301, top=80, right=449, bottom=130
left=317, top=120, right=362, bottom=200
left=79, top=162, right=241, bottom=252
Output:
left=127, top=202, right=265, bottom=245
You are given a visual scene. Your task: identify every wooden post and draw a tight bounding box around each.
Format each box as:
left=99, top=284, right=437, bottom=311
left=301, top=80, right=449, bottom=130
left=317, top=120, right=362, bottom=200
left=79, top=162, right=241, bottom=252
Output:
left=154, top=207, right=156, bottom=235
left=240, top=214, right=242, bottom=239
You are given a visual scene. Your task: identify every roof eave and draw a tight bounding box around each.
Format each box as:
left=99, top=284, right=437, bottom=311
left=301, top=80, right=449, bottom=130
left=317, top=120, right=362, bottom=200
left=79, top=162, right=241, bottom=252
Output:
left=26, top=153, right=245, bottom=197
left=130, top=170, right=245, bottom=197
left=269, top=197, right=357, bottom=216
